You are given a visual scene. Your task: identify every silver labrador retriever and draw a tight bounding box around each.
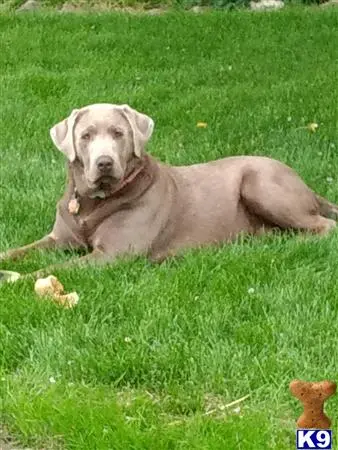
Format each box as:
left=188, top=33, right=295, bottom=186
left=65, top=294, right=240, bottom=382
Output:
left=1, top=103, right=337, bottom=277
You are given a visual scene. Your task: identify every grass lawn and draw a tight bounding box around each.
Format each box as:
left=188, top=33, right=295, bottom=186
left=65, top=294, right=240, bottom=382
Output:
left=0, top=8, right=338, bottom=450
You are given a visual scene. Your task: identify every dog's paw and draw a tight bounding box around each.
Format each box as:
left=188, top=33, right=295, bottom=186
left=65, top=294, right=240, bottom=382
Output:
left=0, top=249, right=24, bottom=262
left=0, top=251, right=11, bottom=262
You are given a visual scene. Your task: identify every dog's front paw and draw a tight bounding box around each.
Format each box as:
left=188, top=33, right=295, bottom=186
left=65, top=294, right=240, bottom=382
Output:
left=0, top=248, right=27, bottom=263
left=20, top=270, right=45, bottom=281
left=0, top=251, right=11, bottom=262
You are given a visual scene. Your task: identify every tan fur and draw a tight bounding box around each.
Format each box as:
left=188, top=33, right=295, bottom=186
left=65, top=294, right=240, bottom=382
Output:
left=0, top=103, right=336, bottom=277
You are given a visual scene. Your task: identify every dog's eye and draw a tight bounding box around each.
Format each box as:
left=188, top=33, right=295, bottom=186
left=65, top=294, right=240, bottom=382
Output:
left=81, top=132, right=91, bottom=141
left=112, top=129, right=123, bottom=138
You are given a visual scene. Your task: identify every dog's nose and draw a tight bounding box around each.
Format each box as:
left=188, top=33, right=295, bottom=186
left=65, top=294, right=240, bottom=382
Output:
left=96, top=156, right=113, bottom=173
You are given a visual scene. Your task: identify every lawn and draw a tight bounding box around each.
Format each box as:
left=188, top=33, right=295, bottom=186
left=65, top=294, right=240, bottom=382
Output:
left=0, top=8, right=338, bottom=450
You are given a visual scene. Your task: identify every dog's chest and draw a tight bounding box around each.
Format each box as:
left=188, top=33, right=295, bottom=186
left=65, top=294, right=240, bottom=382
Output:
left=64, top=195, right=111, bottom=243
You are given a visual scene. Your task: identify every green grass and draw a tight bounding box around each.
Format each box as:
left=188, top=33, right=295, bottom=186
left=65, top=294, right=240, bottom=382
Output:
left=0, top=9, right=338, bottom=450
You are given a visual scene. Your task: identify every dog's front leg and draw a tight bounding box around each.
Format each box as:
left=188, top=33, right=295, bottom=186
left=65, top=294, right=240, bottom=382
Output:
left=0, top=234, right=58, bottom=262
left=25, top=248, right=109, bottom=280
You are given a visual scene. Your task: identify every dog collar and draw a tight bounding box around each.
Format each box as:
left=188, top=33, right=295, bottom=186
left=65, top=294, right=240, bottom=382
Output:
left=68, top=163, right=146, bottom=215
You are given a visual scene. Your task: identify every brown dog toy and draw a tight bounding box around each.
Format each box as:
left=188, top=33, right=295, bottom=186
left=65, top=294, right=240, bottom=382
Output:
left=34, top=275, right=79, bottom=309
left=290, top=379, right=336, bottom=429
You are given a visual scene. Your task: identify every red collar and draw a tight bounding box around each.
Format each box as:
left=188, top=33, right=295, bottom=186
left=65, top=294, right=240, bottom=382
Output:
left=69, top=160, right=147, bottom=215
left=109, top=163, right=145, bottom=197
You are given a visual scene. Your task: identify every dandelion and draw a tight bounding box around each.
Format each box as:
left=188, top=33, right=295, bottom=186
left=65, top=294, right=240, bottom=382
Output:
left=124, top=337, right=132, bottom=343
left=326, top=177, right=333, bottom=184
left=197, top=122, right=208, bottom=128
left=307, top=123, right=318, bottom=132
left=49, top=376, right=56, bottom=384
left=247, top=287, right=255, bottom=295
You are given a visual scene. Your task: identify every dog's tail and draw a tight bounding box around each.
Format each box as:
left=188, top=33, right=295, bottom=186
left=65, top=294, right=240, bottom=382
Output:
left=316, top=194, right=338, bottom=220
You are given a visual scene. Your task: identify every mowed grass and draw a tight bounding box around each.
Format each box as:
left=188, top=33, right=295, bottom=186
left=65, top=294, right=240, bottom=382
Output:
left=0, top=9, right=338, bottom=450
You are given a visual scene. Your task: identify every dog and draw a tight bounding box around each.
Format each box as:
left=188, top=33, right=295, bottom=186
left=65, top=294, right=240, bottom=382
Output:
left=0, top=103, right=336, bottom=277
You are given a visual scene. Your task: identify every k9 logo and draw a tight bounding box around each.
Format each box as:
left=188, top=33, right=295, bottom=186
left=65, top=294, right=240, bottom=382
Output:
left=296, top=429, right=332, bottom=449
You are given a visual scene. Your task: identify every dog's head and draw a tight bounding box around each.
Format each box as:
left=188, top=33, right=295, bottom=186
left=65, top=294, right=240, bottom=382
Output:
left=50, top=103, right=154, bottom=191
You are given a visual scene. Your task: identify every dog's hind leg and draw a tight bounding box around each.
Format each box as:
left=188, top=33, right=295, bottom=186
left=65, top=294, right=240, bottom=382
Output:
left=241, top=170, right=336, bottom=236
left=315, top=194, right=338, bottom=221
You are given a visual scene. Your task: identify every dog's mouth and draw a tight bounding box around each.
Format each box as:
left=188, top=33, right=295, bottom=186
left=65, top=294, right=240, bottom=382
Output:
left=91, top=174, right=122, bottom=191
left=98, top=175, right=114, bottom=185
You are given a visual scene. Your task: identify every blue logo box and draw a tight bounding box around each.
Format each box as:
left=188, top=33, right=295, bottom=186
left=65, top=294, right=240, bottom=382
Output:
left=296, top=429, right=332, bottom=449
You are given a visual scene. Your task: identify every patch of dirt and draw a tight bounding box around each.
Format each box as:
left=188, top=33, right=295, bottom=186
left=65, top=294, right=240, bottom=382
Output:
left=5, top=0, right=338, bottom=12
left=0, top=426, right=60, bottom=450
left=58, top=2, right=170, bottom=13
left=0, top=437, right=26, bottom=450
left=0, top=427, right=22, bottom=450
left=12, top=0, right=213, bottom=13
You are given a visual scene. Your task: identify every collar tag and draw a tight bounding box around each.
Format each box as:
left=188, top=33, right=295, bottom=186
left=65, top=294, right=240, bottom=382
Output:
left=68, top=198, right=80, bottom=215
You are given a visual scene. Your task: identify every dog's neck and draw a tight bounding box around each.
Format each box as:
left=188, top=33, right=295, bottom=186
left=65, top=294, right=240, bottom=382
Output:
left=66, top=154, right=154, bottom=202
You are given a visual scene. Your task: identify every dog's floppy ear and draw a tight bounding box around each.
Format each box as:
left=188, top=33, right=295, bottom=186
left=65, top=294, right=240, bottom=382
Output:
left=120, top=105, right=154, bottom=158
left=50, top=109, right=80, bottom=162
